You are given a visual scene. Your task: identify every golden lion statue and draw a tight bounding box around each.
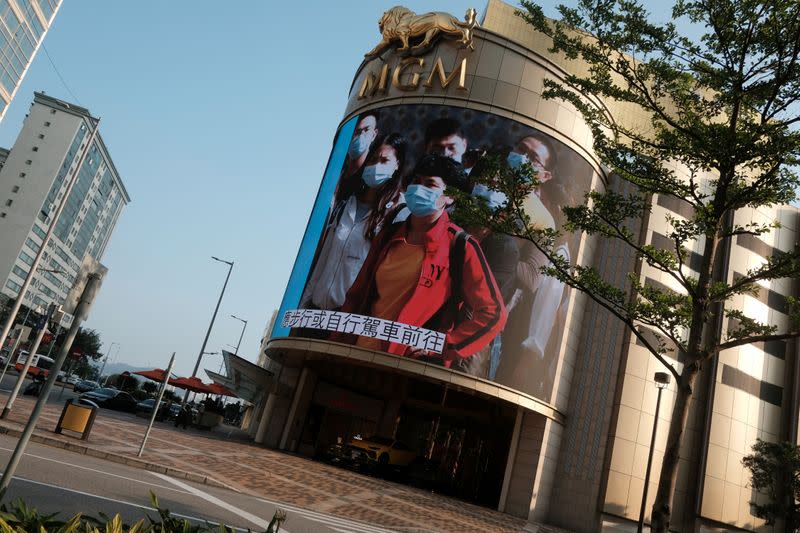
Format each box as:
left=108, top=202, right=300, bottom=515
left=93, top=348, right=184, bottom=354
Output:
left=365, top=6, right=478, bottom=57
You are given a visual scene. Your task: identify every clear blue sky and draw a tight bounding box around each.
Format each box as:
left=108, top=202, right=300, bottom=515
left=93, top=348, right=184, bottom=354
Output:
left=0, top=1, right=672, bottom=376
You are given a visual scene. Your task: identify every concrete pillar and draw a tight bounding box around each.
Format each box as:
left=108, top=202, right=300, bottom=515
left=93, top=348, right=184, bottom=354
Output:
left=498, top=405, right=524, bottom=512
left=279, top=367, right=316, bottom=451
left=254, top=392, right=277, bottom=444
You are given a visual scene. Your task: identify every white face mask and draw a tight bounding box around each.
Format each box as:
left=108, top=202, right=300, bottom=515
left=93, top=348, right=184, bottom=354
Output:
left=506, top=151, right=529, bottom=169
left=472, top=184, right=508, bottom=209
left=348, top=132, right=373, bottom=159
left=361, top=163, right=395, bottom=188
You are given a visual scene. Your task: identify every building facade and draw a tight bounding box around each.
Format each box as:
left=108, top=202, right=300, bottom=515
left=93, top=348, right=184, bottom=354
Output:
left=0, top=0, right=62, bottom=122
left=0, top=91, right=129, bottom=323
left=256, top=2, right=800, bottom=531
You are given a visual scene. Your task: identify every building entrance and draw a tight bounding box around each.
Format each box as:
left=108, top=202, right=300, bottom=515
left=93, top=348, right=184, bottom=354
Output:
left=296, top=366, right=516, bottom=508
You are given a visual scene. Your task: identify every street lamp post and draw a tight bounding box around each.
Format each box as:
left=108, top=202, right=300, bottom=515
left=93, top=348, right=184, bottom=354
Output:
left=231, top=315, right=247, bottom=355
left=637, top=371, right=671, bottom=533
left=98, top=342, right=118, bottom=381
left=185, top=257, right=233, bottom=402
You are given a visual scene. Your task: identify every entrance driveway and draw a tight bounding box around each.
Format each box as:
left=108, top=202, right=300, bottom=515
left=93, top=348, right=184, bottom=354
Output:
left=0, top=394, right=567, bottom=533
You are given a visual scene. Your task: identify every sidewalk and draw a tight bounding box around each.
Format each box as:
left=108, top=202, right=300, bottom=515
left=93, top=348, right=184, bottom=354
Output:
left=0, top=395, right=568, bottom=533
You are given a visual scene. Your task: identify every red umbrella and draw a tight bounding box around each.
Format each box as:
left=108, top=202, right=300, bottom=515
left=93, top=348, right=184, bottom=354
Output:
left=170, top=376, right=214, bottom=394
left=133, top=368, right=177, bottom=385
left=206, top=382, right=237, bottom=397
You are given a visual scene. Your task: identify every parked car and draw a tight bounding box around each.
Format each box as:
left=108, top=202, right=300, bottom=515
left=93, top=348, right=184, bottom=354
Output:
left=135, top=398, right=173, bottom=420
left=333, top=436, right=418, bottom=469
left=66, top=375, right=80, bottom=385
left=74, top=380, right=100, bottom=393
left=79, top=388, right=137, bottom=413
left=75, top=397, right=99, bottom=409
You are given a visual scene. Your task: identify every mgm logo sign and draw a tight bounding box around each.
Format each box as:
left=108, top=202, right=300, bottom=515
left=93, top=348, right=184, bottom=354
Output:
left=357, top=6, right=478, bottom=100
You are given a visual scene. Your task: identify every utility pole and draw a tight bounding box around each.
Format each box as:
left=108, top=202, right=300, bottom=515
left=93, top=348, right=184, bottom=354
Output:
left=0, top=273, right=102, bottom=499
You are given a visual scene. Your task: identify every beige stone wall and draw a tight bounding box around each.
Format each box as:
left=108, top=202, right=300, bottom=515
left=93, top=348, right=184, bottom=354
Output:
left=699, top=204, right=798, bottom=531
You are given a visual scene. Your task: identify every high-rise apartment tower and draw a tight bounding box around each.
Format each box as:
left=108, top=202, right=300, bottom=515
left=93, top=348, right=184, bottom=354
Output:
left=0, top=92, right=129, bottom=323
left=0, top=1, right=62, bottom=122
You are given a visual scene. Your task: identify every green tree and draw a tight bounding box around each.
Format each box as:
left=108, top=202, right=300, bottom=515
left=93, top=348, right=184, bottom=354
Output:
left=70, top=328, right=102, bottom=360
left=742, top=439, right=800, bottom=532
left=457, top=0, right=800, bottom=530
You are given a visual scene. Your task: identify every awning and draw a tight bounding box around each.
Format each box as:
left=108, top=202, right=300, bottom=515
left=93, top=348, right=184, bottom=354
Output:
left=204, top=350, right=273, bottom=405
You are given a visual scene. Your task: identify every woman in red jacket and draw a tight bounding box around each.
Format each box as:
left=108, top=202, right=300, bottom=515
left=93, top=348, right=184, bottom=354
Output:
left=337, top=154, right=507, bottom=367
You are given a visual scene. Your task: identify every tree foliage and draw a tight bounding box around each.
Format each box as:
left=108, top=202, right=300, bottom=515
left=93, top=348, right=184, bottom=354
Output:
left=742, top=439, right=800, bottom=532
left=453, top=0, right=800, bottom=530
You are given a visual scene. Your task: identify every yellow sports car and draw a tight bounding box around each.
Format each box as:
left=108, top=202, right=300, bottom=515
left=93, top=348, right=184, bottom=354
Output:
left=347, top=436, right=418, bottom=467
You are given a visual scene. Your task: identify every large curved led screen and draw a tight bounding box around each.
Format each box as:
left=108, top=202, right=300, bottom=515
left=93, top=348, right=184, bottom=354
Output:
left=273, top=104, right=593, bottom=400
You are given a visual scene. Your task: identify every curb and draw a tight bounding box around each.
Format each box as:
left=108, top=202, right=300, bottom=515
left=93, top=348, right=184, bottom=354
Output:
left=0, top=423, right=229, bottom=490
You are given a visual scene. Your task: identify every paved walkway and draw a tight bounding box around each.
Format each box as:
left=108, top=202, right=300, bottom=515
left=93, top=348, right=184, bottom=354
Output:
left=0, top=394, right=568, bottom=533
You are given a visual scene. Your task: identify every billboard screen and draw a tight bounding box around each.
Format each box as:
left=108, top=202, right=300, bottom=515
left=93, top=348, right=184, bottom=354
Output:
left=273, top=104, right=593, bottom=400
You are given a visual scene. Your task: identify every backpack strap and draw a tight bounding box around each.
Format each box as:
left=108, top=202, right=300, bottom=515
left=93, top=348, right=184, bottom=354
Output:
left=449, top=230, right=468, bottom=315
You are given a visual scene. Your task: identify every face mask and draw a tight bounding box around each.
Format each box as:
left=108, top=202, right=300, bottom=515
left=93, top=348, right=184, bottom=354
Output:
left=405, top=184, right=442, bottom=217
left=361, top=163, right=395, bottom=188
left=348, top=132, right=372, bottom=159
left=472, top=184, right=508, bottom=210
left=506, top=151, right=528, bottom=170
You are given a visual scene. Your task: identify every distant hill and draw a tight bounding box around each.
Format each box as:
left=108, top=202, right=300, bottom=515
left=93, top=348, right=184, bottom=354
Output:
left=100, top=362, right=149, bottom=377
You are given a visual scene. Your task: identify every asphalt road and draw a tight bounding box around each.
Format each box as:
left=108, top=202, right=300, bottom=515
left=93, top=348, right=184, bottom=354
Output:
left=0, top=370, right=82, bottom=406
left=0, top=434, right=395, bottom=533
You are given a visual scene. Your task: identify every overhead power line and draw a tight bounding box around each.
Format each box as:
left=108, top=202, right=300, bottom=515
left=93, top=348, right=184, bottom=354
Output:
left=41, top=44, right=81, bottom=106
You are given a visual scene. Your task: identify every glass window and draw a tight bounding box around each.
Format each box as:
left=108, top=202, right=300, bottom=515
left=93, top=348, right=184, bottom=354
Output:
left=11, top=185, right=18, bottom=192
left=11, top=265, right=27, bottom=279
left=18, top=250, right=33, bottom=265
left=6, top=279, right=21, bottom=292
left=25, top=237, right=39, bottom=252
left=31, top=224, right=46, bottom=239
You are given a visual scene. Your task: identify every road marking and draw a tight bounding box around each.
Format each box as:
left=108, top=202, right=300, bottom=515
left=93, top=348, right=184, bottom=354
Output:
left=10, top=476, right=252, bottom=532
left=0, top=444, right=184, bottom=494
left=251, top=495, right=399, bottom=533
left=150, top=472, right=287, bottom=532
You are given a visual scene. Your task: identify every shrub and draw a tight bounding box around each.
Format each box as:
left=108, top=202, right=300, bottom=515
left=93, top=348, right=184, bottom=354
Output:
left=0, top=493, right=287, bottom=532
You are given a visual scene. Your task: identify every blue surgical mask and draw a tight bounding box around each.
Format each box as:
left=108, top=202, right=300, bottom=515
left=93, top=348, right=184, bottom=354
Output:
left=506, top=151, right=528, bottom=170
left=348, top=133, right=372, bottom=159
left=405, top=184, right=442, bottom=217
left=361, top=163, right=395, bottom=188
left=472, top=184, right=508, bottom=209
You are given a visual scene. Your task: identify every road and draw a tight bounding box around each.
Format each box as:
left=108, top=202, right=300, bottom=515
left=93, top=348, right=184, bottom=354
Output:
left=0, top=434, right=395, bottom=533
left=0, top=369, right=82, bottom=405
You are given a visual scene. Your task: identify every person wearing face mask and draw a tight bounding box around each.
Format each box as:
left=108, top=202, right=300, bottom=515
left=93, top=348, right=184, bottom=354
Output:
left=333, top=112, right=380, bottom=205
left=334, top=154, right=507, bottom=365
left=301, top=133, right=408, bottom=312
left=495, top=133, right=571, bottom=394
left=456, top=151, right=521, bottom=378
left=424, top=118, right=469, bottom=166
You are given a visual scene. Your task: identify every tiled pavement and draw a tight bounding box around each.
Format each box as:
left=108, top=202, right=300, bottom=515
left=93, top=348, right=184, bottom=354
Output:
left=0, top=395, right=570, bottom=533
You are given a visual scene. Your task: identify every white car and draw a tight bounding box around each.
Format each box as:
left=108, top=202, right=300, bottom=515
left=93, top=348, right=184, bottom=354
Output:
left=66, top=375, right=80, bottom=385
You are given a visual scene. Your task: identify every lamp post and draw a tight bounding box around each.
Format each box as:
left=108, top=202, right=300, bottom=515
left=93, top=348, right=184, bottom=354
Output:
left=637, top=371, right=671, bottom=533
left=98, top=341, right=118, bottom=381
left=185, top=257, right=233, bottom=402
left=231, top=315, right=247, bottom=355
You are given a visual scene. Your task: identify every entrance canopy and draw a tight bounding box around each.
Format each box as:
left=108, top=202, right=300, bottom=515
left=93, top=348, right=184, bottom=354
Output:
left=204, top=350, right=273, bottom=405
